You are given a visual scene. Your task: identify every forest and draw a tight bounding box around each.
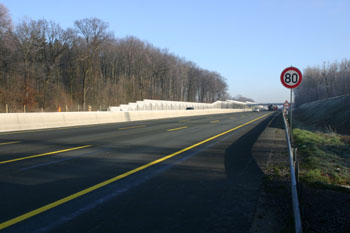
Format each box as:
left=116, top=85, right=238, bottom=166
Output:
left=0, top=4, right=229, bottom=112
left=294, top=59, right=350, bottom=106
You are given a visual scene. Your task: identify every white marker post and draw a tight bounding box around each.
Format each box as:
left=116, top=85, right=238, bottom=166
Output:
left=283, top=100, right=289, bottom=115
left=280, top=67, right=303, bottom=138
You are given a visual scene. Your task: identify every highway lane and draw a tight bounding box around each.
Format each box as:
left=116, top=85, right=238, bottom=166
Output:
left=0, top=111, right=273, bottom=232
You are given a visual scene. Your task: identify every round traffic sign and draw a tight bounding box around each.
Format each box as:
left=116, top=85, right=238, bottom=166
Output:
left=280, top=67, right=302, bottom=89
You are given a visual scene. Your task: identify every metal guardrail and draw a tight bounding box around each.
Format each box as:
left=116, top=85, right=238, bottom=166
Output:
left=282, top=112, right=303, bottom=233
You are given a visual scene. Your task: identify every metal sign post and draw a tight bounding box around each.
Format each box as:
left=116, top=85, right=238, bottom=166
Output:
left=290, top=89, right=293, bottom=139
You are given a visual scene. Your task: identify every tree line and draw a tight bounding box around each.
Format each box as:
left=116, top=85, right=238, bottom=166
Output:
left=0, top=4, right=229, bottom=112
left=294, top=59, right=350, bottom=107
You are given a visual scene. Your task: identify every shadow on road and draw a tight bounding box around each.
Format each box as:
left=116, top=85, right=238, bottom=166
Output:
left=224, top=116, right=271, bottom=185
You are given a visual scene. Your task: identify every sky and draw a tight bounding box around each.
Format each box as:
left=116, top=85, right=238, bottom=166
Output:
left=2, top=0, right=350, bottom=103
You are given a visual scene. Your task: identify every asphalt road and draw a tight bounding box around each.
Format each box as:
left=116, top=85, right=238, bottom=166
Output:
left=0, top=111, right=274, bottom=233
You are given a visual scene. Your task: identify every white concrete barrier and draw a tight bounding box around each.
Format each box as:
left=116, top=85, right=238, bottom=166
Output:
left=110, top=99, right=250, bottom=112
left=0, top=109, right=250, bottom=133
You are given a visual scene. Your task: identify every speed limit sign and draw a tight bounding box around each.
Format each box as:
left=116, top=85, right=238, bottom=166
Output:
left=281, top=66, right=302, bottom=144
left=280, top=67, right=302, bottom=89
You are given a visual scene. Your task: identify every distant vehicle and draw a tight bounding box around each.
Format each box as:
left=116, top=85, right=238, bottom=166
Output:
left=268, top=104, right=278, bottom=111
left=186, top=107, right=194, bottom=110
left=253, top=108, right=260, bottom=112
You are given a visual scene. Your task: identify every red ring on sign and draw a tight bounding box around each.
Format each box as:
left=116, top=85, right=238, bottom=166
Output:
left=280, top=67, right=303, bottom=89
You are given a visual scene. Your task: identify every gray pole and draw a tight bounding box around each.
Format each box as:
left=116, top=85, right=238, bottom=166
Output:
left=290, top=89, right=293, bottom=141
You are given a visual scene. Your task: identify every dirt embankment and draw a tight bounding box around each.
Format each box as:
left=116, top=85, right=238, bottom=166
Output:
left=294, top=94, right=350, bottom=135
left=294, top=95, right=350, bottom=233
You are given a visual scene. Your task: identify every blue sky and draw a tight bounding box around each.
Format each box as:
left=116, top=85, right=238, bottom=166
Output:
left=2, top=0, right=350, bottom=102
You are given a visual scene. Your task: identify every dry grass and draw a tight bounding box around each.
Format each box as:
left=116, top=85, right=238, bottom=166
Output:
left=340, top=135, right=350, bottom=144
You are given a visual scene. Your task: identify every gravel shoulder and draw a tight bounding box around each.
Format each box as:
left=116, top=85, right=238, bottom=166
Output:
left=250, top=113, right=294, bottom=233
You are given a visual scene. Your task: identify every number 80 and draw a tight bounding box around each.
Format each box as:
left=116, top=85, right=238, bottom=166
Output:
left=284, top=73, right=298, bottom=84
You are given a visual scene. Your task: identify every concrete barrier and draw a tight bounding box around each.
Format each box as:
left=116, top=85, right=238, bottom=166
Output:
left=0, top=109, right=249, bottom=133
left=109, top=99, right=250, bottom=112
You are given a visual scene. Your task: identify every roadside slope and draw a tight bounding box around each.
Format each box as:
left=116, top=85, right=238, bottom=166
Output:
left=294, top=94, right=350, bottom=134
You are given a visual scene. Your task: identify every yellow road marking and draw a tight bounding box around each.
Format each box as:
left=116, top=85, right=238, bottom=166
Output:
left=0, top=113, right=272, bottom=230
left=178, top=120, right=189, bottom=123
left=168, top=126, right=188, bottom=132
left=0, top=141, right=20, bottom=146
left=210, top=120, right=220, bottom=123
left=118, top=125, right=147, bottom=130
left=0, top=145, right=92, bottom=165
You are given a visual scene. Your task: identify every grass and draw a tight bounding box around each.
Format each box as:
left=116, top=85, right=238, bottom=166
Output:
left=273, top=166, right=282, bottom=177
left=293, top=128, right=350, bottom=186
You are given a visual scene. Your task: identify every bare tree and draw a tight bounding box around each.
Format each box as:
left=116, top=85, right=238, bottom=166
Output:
left=74, top=18, right=111, bottom=110
left=0, top=4, right=231, bottom=112
left=0, top=3, right=12, bottom=34
left=232, top=94, right=254, bottom=103
left=295, top=60, right=350, bottom=106
left=15, top=18, right=47, bottom=110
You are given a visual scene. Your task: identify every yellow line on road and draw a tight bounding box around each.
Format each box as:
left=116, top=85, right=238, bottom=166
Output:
left=0, top=112, right=272, bottom=231
left=118, top=125, right=147, bottom=130
left=210, top=120, right=220, bottom=123
left=168, top=126, right=188, bottom=132
left=0, top=145, right=92, bottom=165
left=0, top=141, right=20, bottom=146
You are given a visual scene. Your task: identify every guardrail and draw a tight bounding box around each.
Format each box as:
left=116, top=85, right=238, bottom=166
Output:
left=282, top=112, right=303, bottom=233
